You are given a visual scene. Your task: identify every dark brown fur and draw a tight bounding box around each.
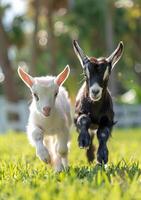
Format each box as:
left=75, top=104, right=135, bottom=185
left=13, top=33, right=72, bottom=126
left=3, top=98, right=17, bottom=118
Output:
left=73, top=40, right=123, bottom=164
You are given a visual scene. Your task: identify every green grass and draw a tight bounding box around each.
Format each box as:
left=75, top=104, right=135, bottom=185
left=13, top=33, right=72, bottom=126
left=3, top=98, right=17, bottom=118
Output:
left=0, top=129, right=141, bottom=200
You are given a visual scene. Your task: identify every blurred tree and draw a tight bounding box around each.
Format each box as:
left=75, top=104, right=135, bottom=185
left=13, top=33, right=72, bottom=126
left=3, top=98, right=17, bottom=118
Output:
left=30, top=0, right=40, bottom=75
left=105, top=0, right=118, bottom=96
left=45, top=0, right=68, bottom=73
left=46, top=0, right=57, bottom=74
left=1, top=0, right=140, bottom=103
left=0, top=4, right=24, bottom=102
left=113, top=0, right=141, bottom=101
left=27, top=0, right=68, bottom=74
left=0, top=7, right=18, bottom=102
left=0, top=18, right=18, bottom=102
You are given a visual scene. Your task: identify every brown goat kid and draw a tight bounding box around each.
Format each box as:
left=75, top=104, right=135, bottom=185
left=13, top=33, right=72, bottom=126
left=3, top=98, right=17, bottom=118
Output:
left=73, top=40, right=124, bottom=165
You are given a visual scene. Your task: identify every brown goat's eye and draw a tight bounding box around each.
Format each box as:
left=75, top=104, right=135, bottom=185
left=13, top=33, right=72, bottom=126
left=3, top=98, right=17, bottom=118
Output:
left=84, top=73, right=87, bottom=80
left=33, top=93, right=39, bottom=101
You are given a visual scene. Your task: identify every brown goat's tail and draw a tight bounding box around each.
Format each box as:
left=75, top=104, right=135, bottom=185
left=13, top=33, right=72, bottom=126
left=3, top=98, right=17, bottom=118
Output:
left=86, top=135, right=96, bottom=163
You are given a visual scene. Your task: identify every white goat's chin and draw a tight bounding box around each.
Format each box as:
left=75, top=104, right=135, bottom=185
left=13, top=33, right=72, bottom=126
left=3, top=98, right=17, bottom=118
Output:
left=41, top=112, right=51, bottom=117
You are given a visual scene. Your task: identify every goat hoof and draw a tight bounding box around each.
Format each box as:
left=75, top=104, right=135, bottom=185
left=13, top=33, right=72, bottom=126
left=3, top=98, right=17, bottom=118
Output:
left=43, top=159, right=50, bottom=164
left=36, top=148, right=51, bottom=164
left=97, top=146, right=108, bottom=164
left=78, top=133, right=90, bottom=148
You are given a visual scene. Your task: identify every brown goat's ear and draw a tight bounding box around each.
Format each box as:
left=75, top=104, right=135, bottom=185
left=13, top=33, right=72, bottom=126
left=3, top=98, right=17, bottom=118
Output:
left=55, top=65, right=70, bottom=86
left=106, top=41, right=124, bottom=69
left=73, top=40, right=90, bottom=69
left=18, top=67, right=34, bottom=88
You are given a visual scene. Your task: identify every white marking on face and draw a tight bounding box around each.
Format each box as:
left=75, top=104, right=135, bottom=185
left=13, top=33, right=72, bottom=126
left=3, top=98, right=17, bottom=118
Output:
left=103, top=67, right=109, bottom=80
left=89, top=83, right=103, bottom=101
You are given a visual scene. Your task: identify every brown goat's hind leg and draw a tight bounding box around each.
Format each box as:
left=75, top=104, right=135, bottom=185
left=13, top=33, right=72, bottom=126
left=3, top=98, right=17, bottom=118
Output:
left=86, top=134, right=96, bottom=163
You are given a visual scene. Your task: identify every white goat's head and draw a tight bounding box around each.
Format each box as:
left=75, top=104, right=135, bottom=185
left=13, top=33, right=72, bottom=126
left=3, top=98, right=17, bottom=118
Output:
left=18, top=65, right=70, bottom=117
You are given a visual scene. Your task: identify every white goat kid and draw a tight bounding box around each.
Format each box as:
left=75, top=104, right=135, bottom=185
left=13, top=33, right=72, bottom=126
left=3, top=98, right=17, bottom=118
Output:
left=18, top=66, right=72, bottom=172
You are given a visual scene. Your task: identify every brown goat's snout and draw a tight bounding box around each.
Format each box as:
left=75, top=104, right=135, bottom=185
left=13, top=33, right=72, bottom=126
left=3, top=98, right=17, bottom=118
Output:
left=92, top=89, right=100, bottom=96
left=43, top=106, right=51, bottom=117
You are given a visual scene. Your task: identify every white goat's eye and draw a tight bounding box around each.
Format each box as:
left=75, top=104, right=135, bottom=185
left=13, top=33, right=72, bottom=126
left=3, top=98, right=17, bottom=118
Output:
left=33, top=93, right=39, bottom=101
left=54, top=91, right=58, bottom=98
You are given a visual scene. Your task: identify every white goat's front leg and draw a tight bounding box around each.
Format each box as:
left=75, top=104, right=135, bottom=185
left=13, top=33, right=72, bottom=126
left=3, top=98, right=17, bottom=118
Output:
left=28, top=126, right=50, bottom=163
left=56, top=130, right=69, bottom=170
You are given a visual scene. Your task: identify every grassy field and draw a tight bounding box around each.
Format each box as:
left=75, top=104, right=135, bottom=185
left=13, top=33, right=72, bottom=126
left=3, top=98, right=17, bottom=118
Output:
left=0, top=129, right=141, bottom=200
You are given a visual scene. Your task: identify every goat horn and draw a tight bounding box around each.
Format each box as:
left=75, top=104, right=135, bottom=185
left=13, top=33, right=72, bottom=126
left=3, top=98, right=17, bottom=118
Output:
left=73, top=40, right=89, bottom=67
left=106, top=41, right=124, bottom=69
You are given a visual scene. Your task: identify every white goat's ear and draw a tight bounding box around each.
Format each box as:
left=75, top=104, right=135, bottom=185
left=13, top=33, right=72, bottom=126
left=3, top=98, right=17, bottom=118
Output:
left=18, top=67, right=34, bottom=88
left=55, top=65, right=70, bottom=86
left=106, top=41, right=124, bottom=70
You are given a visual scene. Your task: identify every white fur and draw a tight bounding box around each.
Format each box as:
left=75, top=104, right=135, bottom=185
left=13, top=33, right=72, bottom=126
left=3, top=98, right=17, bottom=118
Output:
left=76, top=82, right=86, bottom=102
left=27, top=76, right=72, bottom=172
left=103, top=67, right=109, bottom=81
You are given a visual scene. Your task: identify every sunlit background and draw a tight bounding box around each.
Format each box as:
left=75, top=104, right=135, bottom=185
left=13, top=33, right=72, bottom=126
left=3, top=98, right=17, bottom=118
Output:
left=0, top=0, right=141, bottom=132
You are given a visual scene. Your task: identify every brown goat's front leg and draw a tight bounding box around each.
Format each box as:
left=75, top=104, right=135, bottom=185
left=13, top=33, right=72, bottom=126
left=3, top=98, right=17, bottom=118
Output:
left=97, top=127, right=111, bottom=164
left=76, top=114, right=91, bottom=148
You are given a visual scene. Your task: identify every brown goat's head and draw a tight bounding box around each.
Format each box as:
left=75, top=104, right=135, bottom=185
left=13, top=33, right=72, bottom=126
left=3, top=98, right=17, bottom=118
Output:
left=73, top=40, right=124, bottom=101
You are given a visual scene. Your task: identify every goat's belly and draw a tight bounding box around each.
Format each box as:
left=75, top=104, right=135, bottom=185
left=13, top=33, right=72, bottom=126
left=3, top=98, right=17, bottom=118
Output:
left=89, top=124, right=98, bottom=135
left=89, top=124, right=98, bottom=130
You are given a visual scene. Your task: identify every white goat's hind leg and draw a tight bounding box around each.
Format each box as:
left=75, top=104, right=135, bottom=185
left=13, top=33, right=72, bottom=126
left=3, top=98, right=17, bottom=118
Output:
left=56, top=131, right=69, bottom=170
left=61, top=156, right=68, bottom=170
left=28, top=126, right=50, bottom=163
left=53, top=155, right=63, bottom=172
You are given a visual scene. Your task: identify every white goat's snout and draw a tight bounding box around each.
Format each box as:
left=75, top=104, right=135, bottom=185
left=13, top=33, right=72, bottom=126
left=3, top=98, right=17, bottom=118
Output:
left=42, top=106, right=51, bottom=117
